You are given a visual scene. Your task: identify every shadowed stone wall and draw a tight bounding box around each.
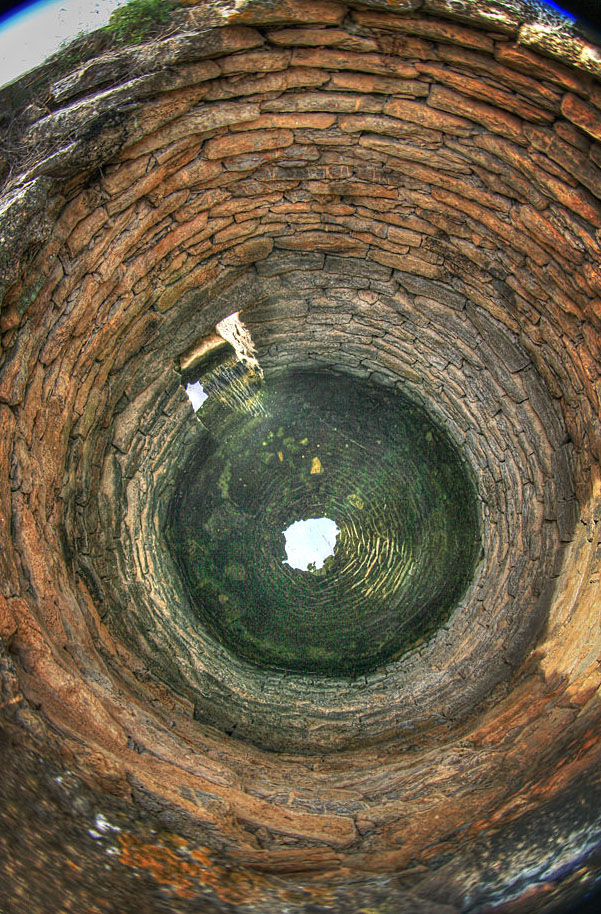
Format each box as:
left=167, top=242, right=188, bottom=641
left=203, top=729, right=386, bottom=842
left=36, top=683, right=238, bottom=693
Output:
left=1, top=1, right=601, bottom=911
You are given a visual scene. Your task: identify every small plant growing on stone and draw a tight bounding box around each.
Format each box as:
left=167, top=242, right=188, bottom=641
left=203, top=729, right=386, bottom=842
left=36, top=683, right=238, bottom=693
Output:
left=106, top=0, right=175, bottom=45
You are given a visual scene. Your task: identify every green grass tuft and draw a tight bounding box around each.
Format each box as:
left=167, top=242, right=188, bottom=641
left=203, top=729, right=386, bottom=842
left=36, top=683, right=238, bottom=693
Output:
left=106, top=0, right=175, bottom=46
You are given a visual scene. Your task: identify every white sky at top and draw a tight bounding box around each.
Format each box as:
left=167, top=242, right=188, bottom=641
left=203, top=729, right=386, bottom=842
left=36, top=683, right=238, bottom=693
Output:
left=185, top=381, right=208, bottom=412
left=0, top=0, right=129, bottom=88
left=0, top=0, right=588, bottom=90
left=283, top=518, right=340, bottom=572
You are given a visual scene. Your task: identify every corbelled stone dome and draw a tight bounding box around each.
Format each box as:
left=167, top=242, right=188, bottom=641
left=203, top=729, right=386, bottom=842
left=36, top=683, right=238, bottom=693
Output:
left=1, top=1, right=601, bottom=911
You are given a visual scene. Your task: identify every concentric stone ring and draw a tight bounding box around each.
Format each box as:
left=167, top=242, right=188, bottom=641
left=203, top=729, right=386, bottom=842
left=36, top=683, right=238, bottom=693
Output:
left=166, top=368, right=481, bottom=677
left=1, top=1, right=601, bottom=911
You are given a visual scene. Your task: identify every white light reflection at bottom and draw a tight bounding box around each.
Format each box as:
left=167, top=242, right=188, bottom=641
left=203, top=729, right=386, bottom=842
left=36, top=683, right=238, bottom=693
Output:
left=282, top=517, right=339, bottom=572
left=186, top=381, right=208, bottom=411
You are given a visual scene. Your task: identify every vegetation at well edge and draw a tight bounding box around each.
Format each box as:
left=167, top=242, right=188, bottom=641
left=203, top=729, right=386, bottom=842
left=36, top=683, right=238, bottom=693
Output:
left=105, top=0, right=175, bottom=45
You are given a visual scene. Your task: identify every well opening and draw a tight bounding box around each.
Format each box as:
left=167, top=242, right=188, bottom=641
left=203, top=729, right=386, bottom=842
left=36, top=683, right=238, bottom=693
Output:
left=1, top=1, right=601, bottom=910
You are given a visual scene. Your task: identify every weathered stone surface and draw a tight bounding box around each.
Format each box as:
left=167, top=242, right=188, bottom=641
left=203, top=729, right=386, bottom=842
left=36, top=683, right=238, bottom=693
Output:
left=419, top=62, right=555, bottom=123
left=203, top=65, right=329, bottom=100
left=49, top=52, right=142, bottom=104
left=262, top=90, right=384, bottom=114
left=255, top=251, right=325, bottom=275
left=290, top=46, right=419, bottom=77
left=275, top=230, right=369, bottom=255
left=524, top=123, right=601, bottom=202
left=137, top=25, right=265, bottom=67
left=518, top=21, right=601, bottom=79
left=324, top=253, right=392, bottom=281
left=475, top=132, right=601, bottom=226
left=219, top=47, right=291, bottom=75
left=121, top=101, right=263, bottom=157
left=495, top=40, right=587, bottom=92
left=230, top=112, right=337, bottom=131
left=561, top=92, right=601, bottom=142
left=203, top=129, right=295, bottom=159
left=466, top=304, right=529, bottom=372
left=266, top=27, right=378, bottom=51
left=424, top=0, right=524, bottom=31
left=1, top=2, right=601, bottom=912
left=358, top=134, right=471, bottom=173
left=0, top=178, right=55, bottom=287
left=370, top=249, right=444, bottom=278
left=231, top=0, right=347, bottom=26
left=512, top=204, right=585, bottom=264
left=351, top=10, right=496, bottom=51
left=327, top=70, right=429, bottom=97
left=221, top=236, right=274, bottom=264
left=428, top=84, right=525, bottom=142
left=384, top=96, right=474, bottom=135
left=438, top=45, right=562, bottom=111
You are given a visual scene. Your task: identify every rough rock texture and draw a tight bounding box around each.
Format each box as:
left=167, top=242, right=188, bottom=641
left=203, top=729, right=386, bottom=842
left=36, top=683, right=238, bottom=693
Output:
left=1, top=0, right=601, bottom=911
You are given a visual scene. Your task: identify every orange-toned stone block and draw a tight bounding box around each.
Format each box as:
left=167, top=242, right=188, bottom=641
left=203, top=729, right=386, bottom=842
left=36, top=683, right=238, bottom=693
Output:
left=539, top=173, right=601, bottom=228
left=155, top=259, right=222, bottom=313
left=370, top=249, right=444, bottom=278
left=562, top=93, right=601, bottom=143
left=0, top=405, right=17, bottom=595
left=210, top=193, right=281, bottom=218
left=351, top=10, right=495, bottom=51
left=102, top=155, right=151, bottom=197
left=291, top=46, right=419, bottom=78
left=204, top=65, right=329, bottom=101
left=428, top=84, right=525, bottom=142
left=418, top=63, right=554, bottom=123
left=122, top=101, right=262, bottom=158
left=357, top=135, right=471, bottom=174
left=219, top=48, right=291, bottom=75
left=230, top=112, right=337, bottom=131
left=436, top=45, right=562, bottom=111
left=555, top=119, right=591, bottom=151
left=267, top=27, right=377, bottom=52
left=262, top=90, right=383, bottom=115
left=387, top=225, right=423, bottom=248
left=65, top=208, right=109, bottom=258
left=53, top=188, right=103, bottom=243
left=513, top=206, right=584, bottom=264
left=495, top=42, right=586, bottom=93
left=276, top=230, right=368, bottom=255
left=434, top=186, right=550, bottom=265
left=328, top=71, right=429, bottom=97
left=203, top=129, right=295, bottom=159
left=154, top=212, right=211, bottom=261
left=221, top=237, right=274, bottom=265
left=212, top=218, right=259, bottom=245
left=132, top=81, right=215, bottom=140
left=384, top=97, right=474, bottom=135
left=305, top=179, right=397, bottom=198
left=584, top=262, right=601, bottom=296
left=166, top=158, right=223, bottom=194
left=339, top=113, right=439, bottom=145
left=231, top=0, right=346, bottom=26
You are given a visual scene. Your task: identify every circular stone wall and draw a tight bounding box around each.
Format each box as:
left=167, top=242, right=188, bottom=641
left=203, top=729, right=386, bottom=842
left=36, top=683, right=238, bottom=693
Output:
left=2, top=1, right=601, bottom=911
left=166, top=368, right=482, bottom=679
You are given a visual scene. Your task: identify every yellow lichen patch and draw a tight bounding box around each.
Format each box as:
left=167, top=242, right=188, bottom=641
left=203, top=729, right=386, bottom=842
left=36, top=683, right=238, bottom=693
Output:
left=347, top=492, right=364, bottom=509
left=190, top=847, right=264, bottom=905
left=277, top=881, right=338, bottom=907
left=117, top=833, right=198, bottom=899
left=118, top=833, right=265, bottom=904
